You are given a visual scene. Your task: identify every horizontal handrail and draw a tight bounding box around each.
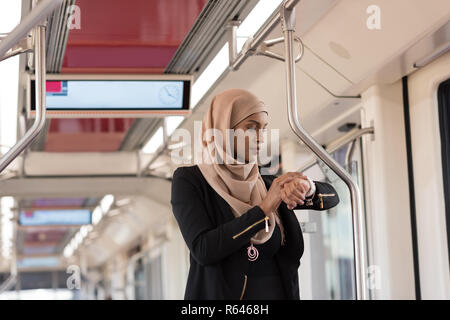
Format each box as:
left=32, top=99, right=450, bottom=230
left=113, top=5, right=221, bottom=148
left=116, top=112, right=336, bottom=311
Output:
left=0, top=0, right=63, bottom=59
left=298, top=127, right=375, bottom=172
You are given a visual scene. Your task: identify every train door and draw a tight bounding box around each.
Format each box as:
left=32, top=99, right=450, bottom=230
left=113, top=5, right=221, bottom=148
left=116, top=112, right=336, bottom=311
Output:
left=407, top=51, right=450, bottom=299
left=437, top=78, right=450, bottom=269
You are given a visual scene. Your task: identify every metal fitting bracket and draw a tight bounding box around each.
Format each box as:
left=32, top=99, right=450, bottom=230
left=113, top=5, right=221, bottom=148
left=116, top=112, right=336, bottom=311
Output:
left=255, top=35, right=304, bottom=63
left=0, top=33, right=34, bottom=62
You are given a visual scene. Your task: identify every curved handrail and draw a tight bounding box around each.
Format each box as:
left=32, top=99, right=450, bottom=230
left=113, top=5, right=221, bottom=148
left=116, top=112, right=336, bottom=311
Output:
left=0, top=0, right=62, bottom=58
left=280, top=4, right=368, bottom=299
left=0, top=0, right=64, bottom=174
left=298, top=127, right=375, bottom=172
left=0, top=25, right=47, bottom=174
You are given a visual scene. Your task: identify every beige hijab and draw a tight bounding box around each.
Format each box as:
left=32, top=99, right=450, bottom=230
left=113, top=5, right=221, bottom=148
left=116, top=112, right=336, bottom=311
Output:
left=196, top=88, right=285, bottom=245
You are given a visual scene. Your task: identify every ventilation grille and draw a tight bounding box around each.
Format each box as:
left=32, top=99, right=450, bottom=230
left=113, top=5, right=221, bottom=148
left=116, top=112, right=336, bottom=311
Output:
left=165, top=0, right=258, bottom=74
left=45, top=0, right=76, bottom=73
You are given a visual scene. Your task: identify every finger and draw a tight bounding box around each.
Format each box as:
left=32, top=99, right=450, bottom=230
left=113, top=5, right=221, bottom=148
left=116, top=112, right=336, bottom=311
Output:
left=286, top=184, right=306, bottom=203
left=293, top=178, right=306, bottom=193
left=287, top=198, right=304, bottom=209
left=275, top=175, right=296, bottom=187
left=284, top=191, right=304, bottom=205
left=281, top=189, right=297, bottom=208
left=280, top=188, right=288, bottom=202
left=282, top=181, right=306, bottom=202
left=283, top=171, right=306, bottom=180
left=274, top=175, right=290, bottom=186
left=277, top=172, right=304, bottom=183
left=281, top=189, right=291, bottom=205
left=285, top=181, right=306, bottom=199
left=282, top=188, right=300, bottom=208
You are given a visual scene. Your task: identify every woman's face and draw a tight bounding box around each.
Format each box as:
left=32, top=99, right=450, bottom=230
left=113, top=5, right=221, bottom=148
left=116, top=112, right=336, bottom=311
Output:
left=231, top=111, right=268, bottom=163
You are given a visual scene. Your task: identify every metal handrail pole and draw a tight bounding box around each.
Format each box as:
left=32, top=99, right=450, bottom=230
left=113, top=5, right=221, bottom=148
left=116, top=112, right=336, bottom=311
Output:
left=231, top=0, right=302, bottom=71
left=0, top=25, right=47, bottom=173
left=299, top=127, right=374, bottom=172
left=345, top=140, right=356, bottom=174
left=0, top=275, right=16, bottom=293
left=0, top=0, right=63, bottom=58
left=281, top=4, right=368, bottom=299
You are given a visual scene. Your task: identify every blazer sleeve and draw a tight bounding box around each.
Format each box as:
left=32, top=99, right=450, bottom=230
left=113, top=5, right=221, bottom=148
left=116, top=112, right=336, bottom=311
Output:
left=170, top=168, right=268, bottom=266
left=292, top=181, right=340, bottom=211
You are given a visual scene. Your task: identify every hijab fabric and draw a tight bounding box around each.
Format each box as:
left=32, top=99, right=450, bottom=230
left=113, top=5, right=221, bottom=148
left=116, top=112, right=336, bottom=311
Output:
left=196, top=88, right=285, bottom=245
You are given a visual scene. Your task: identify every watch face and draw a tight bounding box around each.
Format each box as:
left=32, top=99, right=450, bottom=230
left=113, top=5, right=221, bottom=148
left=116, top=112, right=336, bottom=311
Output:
left=159, top=84, right=181, bottom=105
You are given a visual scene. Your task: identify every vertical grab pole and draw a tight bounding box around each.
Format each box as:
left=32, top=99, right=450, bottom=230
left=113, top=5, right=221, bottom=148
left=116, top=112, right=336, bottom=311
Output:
left=0, top=24, right=47, bottom=173
left=280, top=4, right=368, bottom=299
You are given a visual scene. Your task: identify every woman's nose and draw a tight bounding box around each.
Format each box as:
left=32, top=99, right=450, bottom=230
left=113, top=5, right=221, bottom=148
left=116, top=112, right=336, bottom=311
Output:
left=256, top=130, right=265, bottom=143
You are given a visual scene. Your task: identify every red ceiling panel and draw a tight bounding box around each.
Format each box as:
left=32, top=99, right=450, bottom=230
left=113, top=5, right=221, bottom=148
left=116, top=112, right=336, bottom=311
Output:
left=45, top=118, right=134, bottom=152
left=61, top=0, right=208, bottom=73
left=24, top=228, right=67, bottom=244
left=32, top=198, right=86, bottom=208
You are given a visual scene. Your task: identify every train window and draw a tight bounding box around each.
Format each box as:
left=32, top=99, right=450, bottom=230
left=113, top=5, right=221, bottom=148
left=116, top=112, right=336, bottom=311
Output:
left=437, top=78, right=450, bottom=261
left=132, top=253, right=163, bottom=300
left=145, top=254, right=163, bottom=300
left=134, top=258, right=146, bottom=300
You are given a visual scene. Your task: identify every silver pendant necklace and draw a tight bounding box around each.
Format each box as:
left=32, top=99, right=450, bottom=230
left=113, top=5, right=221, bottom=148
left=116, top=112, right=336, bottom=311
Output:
left=247, top=243, right=259, bottom=261
left=247, top=217, right=269, bottom=261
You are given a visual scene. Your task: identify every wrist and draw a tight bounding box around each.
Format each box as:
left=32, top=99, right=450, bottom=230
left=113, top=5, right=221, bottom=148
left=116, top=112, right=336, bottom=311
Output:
left=305, top=176, right=316, bottom=198
left=259, top=202, right=271, bottom=216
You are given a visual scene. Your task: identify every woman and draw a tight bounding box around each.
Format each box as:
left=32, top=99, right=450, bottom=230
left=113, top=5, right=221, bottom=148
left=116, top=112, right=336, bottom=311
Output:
left=170, top=88, right=339, bottom=300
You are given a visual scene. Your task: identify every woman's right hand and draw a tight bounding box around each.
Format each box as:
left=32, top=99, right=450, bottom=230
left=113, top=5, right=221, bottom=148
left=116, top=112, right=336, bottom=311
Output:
left=259, top=172, right=306, bottom=216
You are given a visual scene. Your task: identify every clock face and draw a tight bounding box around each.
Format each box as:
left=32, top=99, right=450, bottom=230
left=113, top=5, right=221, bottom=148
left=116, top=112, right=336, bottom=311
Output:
left=159, top=85, right=181, bottom=105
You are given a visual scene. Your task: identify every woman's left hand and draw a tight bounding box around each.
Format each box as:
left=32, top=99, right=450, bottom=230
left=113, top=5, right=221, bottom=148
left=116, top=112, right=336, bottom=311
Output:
left=281, top=176, right=311, bottom=210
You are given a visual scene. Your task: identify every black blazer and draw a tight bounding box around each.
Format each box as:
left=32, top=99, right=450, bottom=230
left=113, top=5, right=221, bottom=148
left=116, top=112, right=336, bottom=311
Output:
left=170, top=165, right=339, bottom=300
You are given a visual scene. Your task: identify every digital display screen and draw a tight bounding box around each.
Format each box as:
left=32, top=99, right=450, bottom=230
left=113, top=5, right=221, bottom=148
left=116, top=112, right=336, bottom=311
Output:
left=19, top=209, right=92, bottom=226
left=22, top=246, right=56, bottom=255
left=18, top=257, right=60, bottom=268
left=30, top=80, right=191, bottom=111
